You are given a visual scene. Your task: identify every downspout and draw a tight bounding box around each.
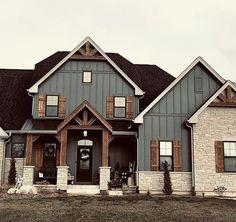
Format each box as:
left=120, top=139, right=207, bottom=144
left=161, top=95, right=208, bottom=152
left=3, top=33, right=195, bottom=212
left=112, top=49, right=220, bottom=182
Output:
left=135, top=133, right=139, bottom=192
left=27, top=92, right=34, bottom=116
left=1, top=132, right=11, bottom=185
left=185, top=121, right=195, bottom=195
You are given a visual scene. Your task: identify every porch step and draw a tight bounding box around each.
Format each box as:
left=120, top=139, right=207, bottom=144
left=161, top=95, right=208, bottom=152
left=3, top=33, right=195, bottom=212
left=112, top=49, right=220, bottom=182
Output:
left=122, top=185, right=137, bottom=194
left=67, top=185, right=100, bottom=195
left=34, top=185, right=57, bottom=193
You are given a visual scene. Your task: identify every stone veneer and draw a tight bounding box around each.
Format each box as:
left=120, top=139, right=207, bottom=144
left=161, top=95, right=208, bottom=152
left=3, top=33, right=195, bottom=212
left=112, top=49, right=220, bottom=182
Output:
left=0, top=140, right=4, bottom=185
left=57, top=166, right=68, bottom=190
left=23, top=166, right=35, bottom=186
left=138, top=171, right=192, bottom=194
left=193, top=107, right=236, bottom=197
left=3, top=158, right=24, bottom=184
left=99, top=167, right=111, bottom=191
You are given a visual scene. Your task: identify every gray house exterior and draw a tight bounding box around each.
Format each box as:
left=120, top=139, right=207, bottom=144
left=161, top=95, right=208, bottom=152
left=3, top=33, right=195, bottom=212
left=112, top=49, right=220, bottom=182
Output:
left=0, top=37, right=236, bottom=196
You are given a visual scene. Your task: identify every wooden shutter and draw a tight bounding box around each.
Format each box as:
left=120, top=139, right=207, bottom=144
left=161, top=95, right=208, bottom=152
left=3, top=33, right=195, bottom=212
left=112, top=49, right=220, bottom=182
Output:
left=215, top=141, right=224, bottom=173
left=173, top=140, right=182, bottom=172
left=126, top=96, right=134, bottom=119
left=58, top=96, right=66, bottom=117
left=150, top=139, right=159, bottom=171
left=35, top=143, right=43, bottom=171
left=38, top=95, right=46, bottom=117
left=106, top=96, right=114, bottom=118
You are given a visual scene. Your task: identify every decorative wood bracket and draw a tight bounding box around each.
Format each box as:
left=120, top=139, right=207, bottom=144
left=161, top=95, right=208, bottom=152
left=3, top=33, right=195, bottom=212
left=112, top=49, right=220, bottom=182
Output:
left=210, top=85, right=236, bottom=107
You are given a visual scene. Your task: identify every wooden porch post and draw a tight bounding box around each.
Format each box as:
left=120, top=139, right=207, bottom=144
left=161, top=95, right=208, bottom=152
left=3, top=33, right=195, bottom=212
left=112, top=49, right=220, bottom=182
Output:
left=25, top=134, right=33, bottom=165
left=60, top=129, right=68, bottom=166
left=102, top=130, right=109, bottom=166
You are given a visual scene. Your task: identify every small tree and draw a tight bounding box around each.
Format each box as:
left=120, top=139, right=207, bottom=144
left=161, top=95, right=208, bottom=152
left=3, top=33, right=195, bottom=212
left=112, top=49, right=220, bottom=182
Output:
left=8, top=158, right=16, bottom=185
left=162, top=161, right=173, bottom=195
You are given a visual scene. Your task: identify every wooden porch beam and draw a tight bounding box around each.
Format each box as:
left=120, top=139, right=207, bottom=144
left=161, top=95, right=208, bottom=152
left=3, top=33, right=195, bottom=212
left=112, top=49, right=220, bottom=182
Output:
left=60, top=129, right=68, bottom=166
left=102, top=130, right=109, bottom=167
left=65, top=125, right=104, bottom=130
left=87, top=117, right=96, bottom=126
left=25, top=134, right=33, bottom=165
left=74, top=116, right=83, bottom=125
left=83, top=110, right=88, bottom=125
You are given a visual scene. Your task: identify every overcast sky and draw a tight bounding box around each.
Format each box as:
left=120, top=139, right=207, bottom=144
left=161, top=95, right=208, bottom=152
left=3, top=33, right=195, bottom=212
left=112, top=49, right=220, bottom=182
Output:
left=0, top=0, right=236, bottom=81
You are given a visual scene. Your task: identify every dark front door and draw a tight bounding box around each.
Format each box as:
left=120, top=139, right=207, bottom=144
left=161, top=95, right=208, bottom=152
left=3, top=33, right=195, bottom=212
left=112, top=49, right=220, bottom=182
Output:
left=77, top=145, right=93, bottom=182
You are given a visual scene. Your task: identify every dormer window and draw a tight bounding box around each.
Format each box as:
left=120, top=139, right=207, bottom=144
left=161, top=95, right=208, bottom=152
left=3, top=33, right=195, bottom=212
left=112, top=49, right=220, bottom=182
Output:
left=46, top=95, right=59, bottom=117
left=83, top=71, right=92, bottom=83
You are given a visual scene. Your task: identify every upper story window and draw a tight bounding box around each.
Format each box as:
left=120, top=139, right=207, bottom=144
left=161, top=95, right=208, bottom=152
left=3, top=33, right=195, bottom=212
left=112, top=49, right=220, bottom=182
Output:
left=46, top=95, right=59, bottom=117
left=159, top=141, right=173, bottom=171
left=114, top=97, right=126, bottom=118
left=224, top=142, right=236, bottom=172
left=83, top=71, right=92, bottom=83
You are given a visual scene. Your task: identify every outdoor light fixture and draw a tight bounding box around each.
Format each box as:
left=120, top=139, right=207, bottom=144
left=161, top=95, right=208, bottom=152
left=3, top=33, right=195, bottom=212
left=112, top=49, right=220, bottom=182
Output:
left=83, top=130, right=88, bottom=137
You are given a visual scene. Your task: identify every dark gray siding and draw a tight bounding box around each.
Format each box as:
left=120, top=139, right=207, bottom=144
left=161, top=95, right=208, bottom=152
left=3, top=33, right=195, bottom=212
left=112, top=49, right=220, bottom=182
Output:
left=34, top=60, right=138, bottom=118
left=139, top=64, right=222, bottom=171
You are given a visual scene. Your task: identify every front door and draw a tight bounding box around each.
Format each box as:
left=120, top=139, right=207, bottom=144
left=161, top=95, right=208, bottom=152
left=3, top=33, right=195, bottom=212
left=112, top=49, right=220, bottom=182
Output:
left=77, top=139, right=93, bottom=182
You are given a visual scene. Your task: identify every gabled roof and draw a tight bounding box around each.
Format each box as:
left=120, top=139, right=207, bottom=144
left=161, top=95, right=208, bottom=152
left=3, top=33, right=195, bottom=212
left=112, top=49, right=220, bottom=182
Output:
left=57, top=100, right=112, bottom=132
left=28, top=37, right=144, bottom=96
left=0, top=69, right=33, bottom=130
left=134, top=56, right=226, bottom=124
left=188, top=81, right=236, bottom=123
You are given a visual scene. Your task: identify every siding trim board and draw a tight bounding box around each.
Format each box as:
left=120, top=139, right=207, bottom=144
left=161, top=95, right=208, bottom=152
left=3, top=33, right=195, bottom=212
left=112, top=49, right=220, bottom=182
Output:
left=28, top=37, right=144, bottom=96
left=134, top=57, right=225, bottom=124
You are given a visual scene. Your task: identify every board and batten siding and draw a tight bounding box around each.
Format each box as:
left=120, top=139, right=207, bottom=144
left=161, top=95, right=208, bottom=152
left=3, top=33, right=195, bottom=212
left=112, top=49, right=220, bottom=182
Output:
left=139, top=63, right=222, bottom=171
left=34, top=60, right=138, bottom=118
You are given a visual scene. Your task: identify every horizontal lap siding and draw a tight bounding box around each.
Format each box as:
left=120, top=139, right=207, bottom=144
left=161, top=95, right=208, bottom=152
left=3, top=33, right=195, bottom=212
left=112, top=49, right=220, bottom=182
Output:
left=139, top=64, right=221, bottom=171
left=34, top=61, right=137, bottom=118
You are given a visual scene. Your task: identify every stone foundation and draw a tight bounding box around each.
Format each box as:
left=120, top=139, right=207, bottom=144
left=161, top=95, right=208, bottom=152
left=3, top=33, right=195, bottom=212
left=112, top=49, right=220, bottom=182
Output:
left=23, top=166, right=35, bottom=186
left=99, top=166, right=111, bottom=191
left=57, top=166, right=68, bottom=190
left=138, top=171, right=192, bottom=194
left=193, top=107, right=236, bottom=197
left=3, top=158, right=24, bottom=184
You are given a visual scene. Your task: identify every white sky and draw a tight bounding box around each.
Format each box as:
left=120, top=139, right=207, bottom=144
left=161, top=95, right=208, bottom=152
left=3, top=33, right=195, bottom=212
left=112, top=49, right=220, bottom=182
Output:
left=0, top=0, right=236, bottom=81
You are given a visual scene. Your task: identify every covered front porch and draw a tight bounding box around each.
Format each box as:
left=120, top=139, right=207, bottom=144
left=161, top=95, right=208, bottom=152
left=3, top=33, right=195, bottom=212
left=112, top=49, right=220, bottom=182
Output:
left=22, top=101, right=137, bottom=193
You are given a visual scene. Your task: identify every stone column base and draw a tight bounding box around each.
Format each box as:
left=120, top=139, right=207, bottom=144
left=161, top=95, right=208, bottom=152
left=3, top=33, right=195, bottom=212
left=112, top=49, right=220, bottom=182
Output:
left=23, top=166, right=35, bottom=186
left=57, top=166, right=69, bottom=190
left=99, top=166, right=111, bottom=191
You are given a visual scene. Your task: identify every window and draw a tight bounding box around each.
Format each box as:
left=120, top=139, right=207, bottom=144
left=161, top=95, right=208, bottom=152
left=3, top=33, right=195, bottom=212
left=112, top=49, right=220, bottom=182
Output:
left=12, top=143, right=24, bottom=158
left=46, top=95, right=59, bottom=117
left=114, top=97, right=126, bottom=118
left=159, top=141, right=173, bottom=171
left=194, top=76, right=203, bottom=92
left=224, top=142, right=236, bottom=172
left=83, top=71, right=92, bottom=83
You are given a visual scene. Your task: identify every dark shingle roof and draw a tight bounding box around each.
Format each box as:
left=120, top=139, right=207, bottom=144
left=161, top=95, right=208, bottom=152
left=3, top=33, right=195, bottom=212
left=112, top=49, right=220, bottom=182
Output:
left=106, top=53, right=175, bottom=110
left=0, top=51, right=175, bottom=130
left=0, top=69, right=33, bottom=130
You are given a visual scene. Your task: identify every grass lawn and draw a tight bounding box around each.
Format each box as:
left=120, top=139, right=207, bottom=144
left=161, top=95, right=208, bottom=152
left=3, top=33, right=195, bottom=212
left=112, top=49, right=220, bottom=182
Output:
left=0, top=193, right=235, bottom=222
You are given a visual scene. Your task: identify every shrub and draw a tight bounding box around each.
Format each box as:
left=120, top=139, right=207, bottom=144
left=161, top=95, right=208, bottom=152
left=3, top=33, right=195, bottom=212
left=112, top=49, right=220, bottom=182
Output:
left=8, top=158, right=16, bottom=185
left=162, top=161, right=173, bottom=195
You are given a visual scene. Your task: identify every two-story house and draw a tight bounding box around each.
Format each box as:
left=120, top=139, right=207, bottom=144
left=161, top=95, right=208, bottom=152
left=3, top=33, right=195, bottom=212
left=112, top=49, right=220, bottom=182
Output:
left=0, top=37, right=235, bottom=196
